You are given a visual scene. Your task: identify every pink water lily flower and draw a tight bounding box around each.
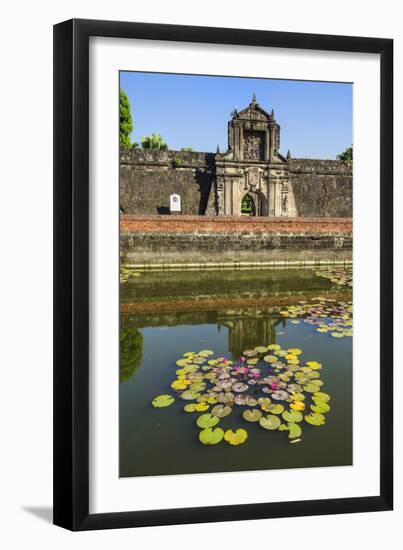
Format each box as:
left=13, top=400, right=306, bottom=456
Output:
left=233, top=366, right=249, bottom=375
left=271, top=383, right=279, bottom=390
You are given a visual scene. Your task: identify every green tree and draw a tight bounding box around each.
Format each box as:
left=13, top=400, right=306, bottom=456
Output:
left=337, top=146, right=353, bottom=162
left=120, top=321, right=143, bottom=383
left=119, top=88, right=133, bottom=148
left=141, top=133, right=168, bottom=150
left=181, top=147, right=194, bottom=152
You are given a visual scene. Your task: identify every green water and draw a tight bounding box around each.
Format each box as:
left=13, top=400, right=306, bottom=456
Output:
left=119, top=268, right=352, bottom=478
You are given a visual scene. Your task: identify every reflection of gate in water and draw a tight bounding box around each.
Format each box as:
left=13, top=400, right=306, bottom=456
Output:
left=217, top=309, right=282, bottom=357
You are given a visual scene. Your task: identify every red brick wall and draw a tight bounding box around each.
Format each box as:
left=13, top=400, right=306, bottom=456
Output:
left=120, top=215, right=352, bottom=234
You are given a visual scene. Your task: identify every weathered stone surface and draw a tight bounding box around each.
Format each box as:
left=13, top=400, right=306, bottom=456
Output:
left=119, top=97, right=353, bottom=219
left=120, top=215, right=352, bottom=264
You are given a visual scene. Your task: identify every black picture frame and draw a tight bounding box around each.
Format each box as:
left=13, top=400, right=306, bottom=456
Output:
left=53, top=18, right=393, bottom=531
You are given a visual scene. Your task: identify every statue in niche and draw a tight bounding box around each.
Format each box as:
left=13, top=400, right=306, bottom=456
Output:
left=243, top=131, right=264, bottom=160
left=282, top=193, right=288, bottom=215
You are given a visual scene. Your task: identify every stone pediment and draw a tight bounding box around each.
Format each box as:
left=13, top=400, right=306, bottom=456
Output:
left=236, top=97, right=272, bottom=122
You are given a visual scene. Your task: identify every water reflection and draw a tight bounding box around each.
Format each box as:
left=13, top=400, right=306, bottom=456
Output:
left=120, top=269, right=351, bottom=382
left=119, top=268, right=353, bottom=476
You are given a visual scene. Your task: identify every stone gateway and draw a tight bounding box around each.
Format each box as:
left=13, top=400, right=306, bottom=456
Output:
left=120, top=95, right=352, bottom=218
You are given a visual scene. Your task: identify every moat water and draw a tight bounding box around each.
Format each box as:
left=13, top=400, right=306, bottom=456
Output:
left=119, top=267, right=352, bottom=478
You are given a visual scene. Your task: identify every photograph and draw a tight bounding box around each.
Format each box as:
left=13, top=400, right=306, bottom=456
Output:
left=119, top=72, right=353, bottom=478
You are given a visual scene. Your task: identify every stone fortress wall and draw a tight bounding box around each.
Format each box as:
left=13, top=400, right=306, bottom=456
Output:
left=120, top=149, right=352, bottom=218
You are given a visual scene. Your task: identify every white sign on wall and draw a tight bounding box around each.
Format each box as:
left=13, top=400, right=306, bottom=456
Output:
left=169, top=193, right=181, bottom=213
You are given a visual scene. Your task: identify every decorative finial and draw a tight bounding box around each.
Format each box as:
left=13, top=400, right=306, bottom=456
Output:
left=252, top=92, right=257, bottom=104
left=231, top=107, right=238, bottom=118
left=286, top=149, right=291, bottom=159
left=271, top=109, right=275, bottom=118
left=216, top=144, right=221, bottom=154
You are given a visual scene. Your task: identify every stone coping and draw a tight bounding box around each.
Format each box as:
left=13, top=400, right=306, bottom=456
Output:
left=121, top=215, right=352, bottom=234
left=123, top=259, right=352, bottom=272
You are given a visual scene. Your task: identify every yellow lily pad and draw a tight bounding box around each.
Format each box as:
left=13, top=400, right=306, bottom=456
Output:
left=224, top=429, right=248, bottom=445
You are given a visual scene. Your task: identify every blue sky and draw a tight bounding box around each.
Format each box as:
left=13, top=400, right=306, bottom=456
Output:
left=120, top=72, right=352, bottom=159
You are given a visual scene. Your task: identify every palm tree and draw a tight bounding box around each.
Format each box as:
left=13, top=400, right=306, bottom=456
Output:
left=141, top=133, right=168, bottom=150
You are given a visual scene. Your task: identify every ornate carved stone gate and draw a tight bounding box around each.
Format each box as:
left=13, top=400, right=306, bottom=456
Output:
left=213, top=95, right=295, bottom=217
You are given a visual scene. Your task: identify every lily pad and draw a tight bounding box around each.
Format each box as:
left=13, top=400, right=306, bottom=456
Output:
left=242, top=409, right=262, bottom=422
left=189, top=382, right=206, bottom=392
left=196, top=413, right=220, bottom=428
left=266, top=404, right=284, bottom=414
left=306, top=361, right=322, bottom=370
left=211, top=404, right=232, bottom=418
left=290, top=401, right=305, bottom=412
left=224, top=429, right=248, bottom=445
left=232, top=382, right=249, bottom=392
left=184, top=402, right=209, bottom=412
left=287, top=422, right=302, bottom=439
left=288, top=392, right=305, bottom=402
left=287, top=348, right=302, bottom=355
left=152, top=394, right=175, bottom=408
left=282, top=409, right=303, bottom=423
left=216, top=392, right=234, bottom=404
left=199, top=350, right=214, bottom=357
left=304, top=412, right=326, bottom=426
left=303, top=383, right=321, bottom=393
left=268, top=344, right=281, bottom=351
left=259, top=415, right=281, bottom=430
left=199, top=427, right=224, bottom=445
left=271, top=390, right=290, bottom=401
left=313, top=392, right=331, bottom=402
left=311, top=401, right=330, bottom=413
left=255, top=346, right=269, bottom=354
left=180, top=390, right=201, bottom=401
left=243, top=349, right=257, bottom=357
left=263, top=355, right=278, bottom=363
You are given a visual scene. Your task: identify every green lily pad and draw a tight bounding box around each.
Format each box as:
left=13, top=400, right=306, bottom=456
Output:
left=259, top=415, right=281, bottom=430
left=189, top=382, right=206, bottom=392
left=180, top=390, right=201, bottom=401
left=288, top=392, right=305, bottom=402
left=152, top=394, right=175, bottom=408
left=199, top=349, right=214, bottom=357
left=282, top=410, right=303, bottom=423
left=267, top=404, right=284, bottom=415
left=242, top=409, right=262, bottom=422
left=287, top=422, right=302, bottom=439
left=304, top=412, right=326, bottom=426
left=243, top=349, right=257, bottom=357
left=303, top=383, right=322, bottom=393
left=313, top=392, right=331, bottom=401
left=199, top=427, right=224, bottom=445
left=196, top=413, right=220, bottom=428
left=311, top=401, right=330, bottom=413
left=255, top=346, right=269, bottom=354
left=263, top=355, right=278, bottom=363
left=211, top=404, right=232, bottom=418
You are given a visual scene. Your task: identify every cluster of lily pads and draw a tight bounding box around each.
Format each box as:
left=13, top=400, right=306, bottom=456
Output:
left=120, top=266, right=141, bottom=284
left=277, top=297, right=352, bottom=339
left=152, top=345, right=331, bottom=446
left=315, top=266, right=352, bottom=288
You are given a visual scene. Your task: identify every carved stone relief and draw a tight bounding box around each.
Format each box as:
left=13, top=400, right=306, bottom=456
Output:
left=243, top=131, right=264, bottom=161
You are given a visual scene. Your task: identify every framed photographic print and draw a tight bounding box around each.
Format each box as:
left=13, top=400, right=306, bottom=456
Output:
left=53, top=19, right=393, bottom=530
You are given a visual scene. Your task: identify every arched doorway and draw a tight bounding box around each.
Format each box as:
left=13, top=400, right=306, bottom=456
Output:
left=241, top=193, right=256, bottom=216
